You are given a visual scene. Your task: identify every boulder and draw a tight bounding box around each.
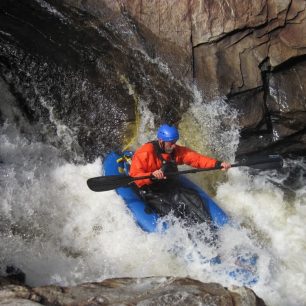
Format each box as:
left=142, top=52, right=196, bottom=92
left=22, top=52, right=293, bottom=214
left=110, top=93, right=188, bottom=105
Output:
left=0, top=276, right=266, bottom=306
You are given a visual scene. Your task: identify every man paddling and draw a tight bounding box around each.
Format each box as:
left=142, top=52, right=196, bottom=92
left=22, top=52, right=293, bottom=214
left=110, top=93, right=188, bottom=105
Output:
left=129, top=124, right=231, bottom=224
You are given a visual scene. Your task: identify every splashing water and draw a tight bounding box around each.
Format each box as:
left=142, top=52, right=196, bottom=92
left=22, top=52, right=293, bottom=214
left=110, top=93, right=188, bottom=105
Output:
left=216, top=165, right=306, bottom=306
left=179, top=92, right=306, bottom=305
left=1, top=1, right=305, bottom=304
left=1, top=101, right=306, bottom=306
left=179, top=87, right=240, bottom=162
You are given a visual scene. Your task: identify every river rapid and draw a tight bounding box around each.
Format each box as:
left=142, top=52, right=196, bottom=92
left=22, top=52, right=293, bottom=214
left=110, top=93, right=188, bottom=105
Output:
left=0, top=96, right=306, bottom=306
left=1, top=1, right=306, bottom=305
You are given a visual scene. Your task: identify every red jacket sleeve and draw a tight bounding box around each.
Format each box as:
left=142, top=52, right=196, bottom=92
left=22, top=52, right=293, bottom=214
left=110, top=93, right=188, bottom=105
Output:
left=129, top=145, right=155, bottom=188
left=175, top=145, right=218, bottom=168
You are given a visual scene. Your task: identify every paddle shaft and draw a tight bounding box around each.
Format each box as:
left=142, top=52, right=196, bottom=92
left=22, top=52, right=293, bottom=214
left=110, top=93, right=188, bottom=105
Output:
left=124, top=156, right=282, bottom=181
left=129, top=165, right=224, bottom=181
left=87, top=155, right=283, bottom=192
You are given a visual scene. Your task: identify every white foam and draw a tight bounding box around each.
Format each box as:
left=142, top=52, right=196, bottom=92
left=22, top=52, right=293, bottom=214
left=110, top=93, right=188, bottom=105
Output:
left=1, top=119, right=306, bottom=306
left=216, top=167, right=306, bottom=306
left=34, top=0, right=69, bottom=23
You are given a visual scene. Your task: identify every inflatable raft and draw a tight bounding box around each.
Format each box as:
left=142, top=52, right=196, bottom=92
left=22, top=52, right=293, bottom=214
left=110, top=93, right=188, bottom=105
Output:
left=103, top=151, right=230, bottom=232
left=103, top=151, right=258, bottom=285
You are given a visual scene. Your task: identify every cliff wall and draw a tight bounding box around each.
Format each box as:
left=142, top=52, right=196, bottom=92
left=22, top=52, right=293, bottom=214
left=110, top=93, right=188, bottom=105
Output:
left=71, top=0, right=306, bottom=156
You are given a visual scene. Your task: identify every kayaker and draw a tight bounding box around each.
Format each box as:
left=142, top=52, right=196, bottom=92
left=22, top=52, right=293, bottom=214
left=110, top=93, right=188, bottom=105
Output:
left=129, top=124, right=231, bottom=224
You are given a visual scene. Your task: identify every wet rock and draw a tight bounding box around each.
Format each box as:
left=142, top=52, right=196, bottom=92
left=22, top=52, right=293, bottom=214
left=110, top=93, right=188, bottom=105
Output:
left=228, top=89, right=267, bottom=133
left=5, top=266, right=26, bottom=285
left=229, top=286, right=266, bottom=306
left=0, top=298, right=42, bottom=306
left=0, top=0, right=193, bottom=162
left=64, top=0, right=193, bottom=80
left=96, top=0, right=306, bottom=156
left=232, top=59, right=306, bottom=156
left=111, top=0, right=306, bottom=94
left=266, top=61, right=306, bottom=139
left=0, top=276, right=266, bottom=306
left=0, top=284, right=30, bottom=300
left=2, top=0, right=306, bottom=157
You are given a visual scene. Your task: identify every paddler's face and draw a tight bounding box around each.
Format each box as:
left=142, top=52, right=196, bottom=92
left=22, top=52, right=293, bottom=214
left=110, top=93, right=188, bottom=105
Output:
left=162, top=140, right=177, bottom=153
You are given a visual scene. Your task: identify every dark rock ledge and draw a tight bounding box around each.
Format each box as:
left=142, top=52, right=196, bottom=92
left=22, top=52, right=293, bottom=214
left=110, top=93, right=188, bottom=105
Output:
left=0, top=275, right=266, bottom=306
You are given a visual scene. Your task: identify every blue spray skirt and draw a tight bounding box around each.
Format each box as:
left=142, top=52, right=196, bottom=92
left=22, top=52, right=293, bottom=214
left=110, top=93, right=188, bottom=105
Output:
left=103, top=151, right=258, bottom=285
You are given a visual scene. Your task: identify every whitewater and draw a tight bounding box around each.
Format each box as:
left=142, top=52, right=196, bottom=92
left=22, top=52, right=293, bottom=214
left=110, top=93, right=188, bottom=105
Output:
left=1, top=95, right=306, bottom=306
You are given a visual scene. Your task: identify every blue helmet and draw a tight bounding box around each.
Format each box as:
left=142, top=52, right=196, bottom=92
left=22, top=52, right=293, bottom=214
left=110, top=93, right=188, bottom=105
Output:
left=157, top=124, right=179, bottom=142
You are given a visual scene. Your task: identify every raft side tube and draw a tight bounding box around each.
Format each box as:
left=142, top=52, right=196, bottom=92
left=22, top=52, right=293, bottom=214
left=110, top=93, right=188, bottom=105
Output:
left=103, top=152, right=159, bottom=232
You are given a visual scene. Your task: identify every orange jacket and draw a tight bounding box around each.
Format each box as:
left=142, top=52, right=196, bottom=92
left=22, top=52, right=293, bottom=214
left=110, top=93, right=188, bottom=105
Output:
left=129, top=142, right=218, bottom=188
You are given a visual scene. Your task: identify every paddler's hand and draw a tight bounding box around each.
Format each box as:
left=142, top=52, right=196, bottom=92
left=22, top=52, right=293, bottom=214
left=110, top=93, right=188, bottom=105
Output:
left=152, top=169, right=166, bottom=179
left=221, top=162, right=231, bottom=170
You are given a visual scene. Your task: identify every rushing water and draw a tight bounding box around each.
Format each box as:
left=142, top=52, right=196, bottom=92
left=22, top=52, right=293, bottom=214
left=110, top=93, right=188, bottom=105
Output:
left=1, top=96, right=306, bottom=306
left=1, top=1, right=306, bottom=305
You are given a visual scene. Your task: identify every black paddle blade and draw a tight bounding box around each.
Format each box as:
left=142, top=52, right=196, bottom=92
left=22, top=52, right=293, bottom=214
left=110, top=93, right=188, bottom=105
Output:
left=87, top=175, right=134, bottom=192
left=237, top=154, right=283, bottom=170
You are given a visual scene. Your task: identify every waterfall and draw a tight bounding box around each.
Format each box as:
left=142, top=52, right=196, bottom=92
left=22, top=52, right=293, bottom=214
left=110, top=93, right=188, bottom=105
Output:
left=1, top=1, right=306, bottom=306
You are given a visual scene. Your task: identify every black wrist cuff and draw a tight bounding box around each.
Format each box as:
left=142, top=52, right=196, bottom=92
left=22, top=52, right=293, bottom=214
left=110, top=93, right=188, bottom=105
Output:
left=215, top=161, right=222, bottom=168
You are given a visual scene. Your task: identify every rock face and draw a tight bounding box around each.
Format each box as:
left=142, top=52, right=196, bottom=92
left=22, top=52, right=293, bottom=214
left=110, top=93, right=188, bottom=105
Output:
left=0, top=0, right=193, bottom=162
left=2, top=0, right=305, bottom=157
left=73, top=0, right=306, bottom=156
left=0, top=276, right=266, bottom=306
